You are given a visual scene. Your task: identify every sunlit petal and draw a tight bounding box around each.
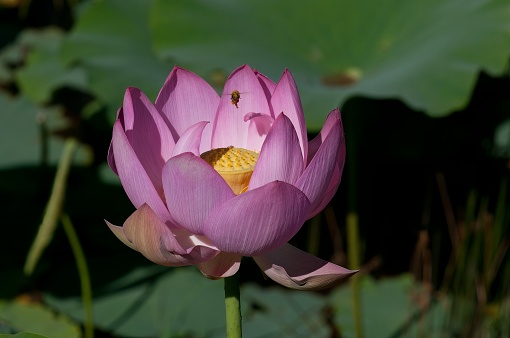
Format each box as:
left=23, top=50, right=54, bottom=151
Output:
left=155, top=66, right=219, bottom=153
left=203, top=181, right=310, bottom=256
left=211, top=65, right=271, bottom=149
left=163, top=153, right=236, bottom=235
left=198, top=252, right=242, bottom=279
left=254, top=244, right=357, bottom=290
left=270, top=69, right=308, bottom=163
left=111, top=121, right=173, bottom=223
left=248, top=113, right=304, bottom=190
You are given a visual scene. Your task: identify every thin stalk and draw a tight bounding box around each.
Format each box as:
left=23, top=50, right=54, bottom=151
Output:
left=344, top=106, right=363, bottom=338
left=61, top=213, right=94, bottom=338
left=24, top=138, right=78, bottom=275
left=224, top=273, right=242, bottom=338
left=347, top=212, right=363, bottom=338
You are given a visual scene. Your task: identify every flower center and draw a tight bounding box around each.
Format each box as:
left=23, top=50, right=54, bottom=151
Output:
left=200, top=147, right=259, bottom=195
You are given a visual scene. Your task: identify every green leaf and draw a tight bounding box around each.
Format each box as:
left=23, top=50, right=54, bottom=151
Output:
left=15, top=29, right=87, bottom=103
left=0, top=92, right=92, bottom=169
left=59, top=0, right=171, bottom=118
left=0, top=300, right=80, bottom=338
left=46, top=265, right=333, bottom=337
left=0, top=94, right=41, bottom=168
left=330, top=274, right=447, bottom=338
left=0, top=333, right=49, bottom=338
left=240, top=283, right=329, bottom=338
left=0, top=94, right=66, bottom=169
left=151, top=0, right=510, bottom=129
left=45, top=267, right=226, bottom=337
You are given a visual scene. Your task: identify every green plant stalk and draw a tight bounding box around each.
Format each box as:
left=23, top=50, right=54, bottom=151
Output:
left=344, top=107, right=363, bottom=338
left=61, top=213, right=94, bottom=338
left=224, top=273, right=242, bottom=338
left=24, top=138, right=78, bottom=275
left=347, top=212, right=363, bottom=338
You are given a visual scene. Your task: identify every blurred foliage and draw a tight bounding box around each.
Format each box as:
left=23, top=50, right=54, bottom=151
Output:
left=0, top=0, right=509, bottom=337
left=0, top=299, right=79, bottom=337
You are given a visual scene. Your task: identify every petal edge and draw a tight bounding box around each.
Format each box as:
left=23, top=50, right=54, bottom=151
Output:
left=254, top=244, right=357, bottom=290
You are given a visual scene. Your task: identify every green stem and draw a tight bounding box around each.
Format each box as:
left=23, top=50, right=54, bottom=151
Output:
left=344, top=100, right=363, bottom=338
left=61, top=213, right=94, bottom=338
left=24, top=138, right=78, bottom=275
left=224, top=273, right=242, bottom=338
left=347, top=212, right=363, bottom=338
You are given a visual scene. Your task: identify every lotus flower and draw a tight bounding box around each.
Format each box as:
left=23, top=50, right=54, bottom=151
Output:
left=106, top=65, right=356, bottom=290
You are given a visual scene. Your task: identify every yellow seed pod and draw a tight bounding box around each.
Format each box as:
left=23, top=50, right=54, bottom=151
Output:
left=201, top=147, right=259, bottom=194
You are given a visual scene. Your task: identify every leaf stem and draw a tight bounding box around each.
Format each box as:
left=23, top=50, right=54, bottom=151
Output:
left=347, top=212, right=363, bottom=338
left=224, top=273, right=242, bottom=338
left=61, top=213, right=94, bottom=338
left=24, top=138, right=78, bottom=275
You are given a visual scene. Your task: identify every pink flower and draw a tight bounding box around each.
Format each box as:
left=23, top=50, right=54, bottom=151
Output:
left=106, top=65, right=356, bottom=290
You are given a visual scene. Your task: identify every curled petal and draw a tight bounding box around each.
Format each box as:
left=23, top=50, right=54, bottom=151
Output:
left=197, top=252, right=242, bottom=279
left=163, top=153, right=236, bottom=235
left=112, top=121, right=173, bottom=223
left=172, top=121, right=209, bottom=157
left=254, top=244, right=357, bottom=290
left=249, top=114, right=304, bottom=190
left=155, top=66, right=219, bottom=153
left=270, top=69, right=308, bottom=164
left=113, top=204, right=219, bottom=266
left=211, top=65, right=271, bottom=149
left=203, top=181, right=310, bottom=256
left=106, top=221, right=135, bottom=250
left=295, top=119, right=342, bottom=212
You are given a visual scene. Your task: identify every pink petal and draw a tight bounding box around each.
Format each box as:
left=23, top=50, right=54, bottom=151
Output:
left=107, top=139, right=117, bottom=175
left=155, top=66, right=220, bottom=153
left=244, top=113, right=274, bottom=152
left=112, top=121, right=173, bottom=223
left=162, top=153, right=236, bottom=235
left=211, top=65, right=272, bottom=149
left=307, top=160, right=343, bottom=219
left=172, top=121, right=209, bottom=157
left=248, top=114, right=304, bottom=190
left=115, top=204, right=219, bottom=266
left=307, top=108, right=341, bottom=164
left=121, top=87, right=176, bottom=193
left=203, top=181, right=311, bottom=256
left=106, top=221, right=135, bottom=250
left=306, top=109, right=346, bottom=218
left=107, top=107, right=124, bottom=176
left=254, top=69, right=277, bottom=112
left=295, top=118, right=343, bottom=212
left=197, top=252, right=242, bottom=279
left=270, top=69, right=308, bottom=164
left=253, top=243, right=357, bottom=290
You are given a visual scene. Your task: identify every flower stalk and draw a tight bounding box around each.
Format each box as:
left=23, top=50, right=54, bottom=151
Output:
left=24, top=137, right=78, bottom=275
left=61, top=213, right=94, bottom=338
left=347, top=212, right=363, bottom=338
left=224, top=273, right=242, bottom=338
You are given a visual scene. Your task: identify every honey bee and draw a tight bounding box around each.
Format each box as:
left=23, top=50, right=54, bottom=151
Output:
left=230, top=90, right=241, bottom=108
left=222, top=89, right=248, bottom=109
